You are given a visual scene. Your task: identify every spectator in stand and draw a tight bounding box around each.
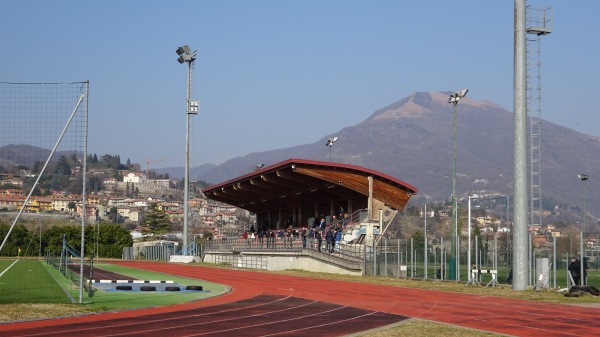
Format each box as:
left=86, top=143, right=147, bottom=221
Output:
left=312, top=217, right=320, bottom=229
left=250, top=225, right=255, bottom=235
left=325, top=228, right=334, bottom=253
left=257, top=229, right=265, bottom=247
left=330, top=215, right=338, bottom=231
left=269, top=230, right=276, bottom=248
left=286, top=226, right=294, bottom=249
left=242, top=231, right=248, bottom=239
left=341, top=212, right=348, bottom=228
left=301, top=227, right=308, bottom=248
left=318, top=217, right=326, bottom=232
left=334, top=229, right=342, bottom=253
left=314, top=230, right=322, bottom=252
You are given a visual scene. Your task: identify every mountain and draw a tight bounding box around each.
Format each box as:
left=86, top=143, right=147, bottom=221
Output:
left=175, top=92, right=600, bottom=222
left=159, top=163, right=217, bottom=184
left=0, top=144, right=81, bottom=169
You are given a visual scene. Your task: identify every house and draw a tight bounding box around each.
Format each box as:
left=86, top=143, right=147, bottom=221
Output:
left=2, top=189, right=24, bottom=197
left=52, top=197, right=78, bottom=212
left=76, top=203, right=98, bottom=219
left=123, top=172, right=147, bottom=184
left=0, top=196, right=24, bottom=210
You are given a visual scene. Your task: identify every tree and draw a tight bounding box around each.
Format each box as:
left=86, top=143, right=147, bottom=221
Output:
left=0, top=224, right=32, bottom=256
left=68, top=202, right=76, bottom=214
left=32, top=161, right=44, bottom=174
left=412, top=230, right=425, bottom=253
left=87, top=223, right=133, bottom=258
left=42, top=225, right=82, bottom=255
left=87, top=176, right=103, bottom=193
left=141, top=203, right=170, bottom=237
left=55, top=155, right=71, bottom=176
left=107, top=207, right=118, bottom=223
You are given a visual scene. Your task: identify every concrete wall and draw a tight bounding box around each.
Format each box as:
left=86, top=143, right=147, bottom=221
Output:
left=204, top=251, right=363, bottom=276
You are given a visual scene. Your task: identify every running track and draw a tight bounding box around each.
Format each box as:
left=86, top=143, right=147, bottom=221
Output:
left=1, top=261, right=599, bottom=336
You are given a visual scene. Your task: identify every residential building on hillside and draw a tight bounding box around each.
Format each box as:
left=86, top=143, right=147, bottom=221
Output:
left=2, top=189, right=24, bottom=197
left=52, top=197, right=78, bottom=212
left=123, top=172, right=147, bottom=184
left=0, top=196, right=23, bottom=210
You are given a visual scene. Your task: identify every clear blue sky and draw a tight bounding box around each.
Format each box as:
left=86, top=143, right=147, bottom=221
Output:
left=2, top=1, right=598, bottom=169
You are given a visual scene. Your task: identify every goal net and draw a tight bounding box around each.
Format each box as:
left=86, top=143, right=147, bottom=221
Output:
left=0, top=81, right=89, bottom=304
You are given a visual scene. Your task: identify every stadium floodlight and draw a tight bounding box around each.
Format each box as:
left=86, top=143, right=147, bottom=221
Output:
left=578, top=173, right=589, bottom=286
left=176, top=44, right=198, bottom=256
left=448, top=89, right=469, bottom=104
left=176, top=45, right=190, bottom=55
left=176, top=45, right=196, bottom=64
left=326, top=136, right=339, bottom=161
left=256, top=163, right=264, bottom=170
left=448, top=88, right=469, bottom=281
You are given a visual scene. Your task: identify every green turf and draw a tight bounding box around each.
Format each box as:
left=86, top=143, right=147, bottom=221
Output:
left=0, top=259, right=72, bottom=304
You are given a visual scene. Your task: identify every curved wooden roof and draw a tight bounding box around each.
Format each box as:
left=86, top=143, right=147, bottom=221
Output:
left=202, top=158, right=418, bottom=214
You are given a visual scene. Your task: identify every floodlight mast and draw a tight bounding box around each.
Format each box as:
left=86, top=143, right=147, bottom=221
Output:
left=578, top=174, right=588, bottom=286
left=326, top=136, right=338, bottom=161
left=448, top=88, right=468, bottom=281
left=176, top=44, right=198, bottom=256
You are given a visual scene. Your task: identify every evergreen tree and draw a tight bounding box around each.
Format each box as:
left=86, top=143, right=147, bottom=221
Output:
left=55, top=155, right=71, bottom=175
left=141, top=203, right=170, bottom=237
left=32, top=161, right=44, bottom=174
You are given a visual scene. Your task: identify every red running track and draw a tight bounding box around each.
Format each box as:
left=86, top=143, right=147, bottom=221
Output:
left=1, top=261, right=600, bottom=337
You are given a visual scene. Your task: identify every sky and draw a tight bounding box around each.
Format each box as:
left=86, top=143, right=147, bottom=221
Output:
left=2, top=1, right=599, bottom=169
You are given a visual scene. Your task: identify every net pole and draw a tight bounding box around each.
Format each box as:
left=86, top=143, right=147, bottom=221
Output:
left=79, top=81, right=89, bottom=303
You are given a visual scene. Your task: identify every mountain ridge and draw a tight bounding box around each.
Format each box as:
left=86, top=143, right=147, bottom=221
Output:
left=171, top=91, right=600, bottom=222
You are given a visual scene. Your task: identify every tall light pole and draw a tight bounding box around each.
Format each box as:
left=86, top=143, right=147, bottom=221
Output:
left=513, top=0, right=529, bottom=291
left=424, top=203, right=428, bottom=279
left=326, top=137, right=338, bottom=161
left=467, top=193, right=479, bottom=284
left=578, top=173, right=588, bottom=285
left=448, top=88, right=468, bottom=280
left=176, top=45, right=198, bottom=255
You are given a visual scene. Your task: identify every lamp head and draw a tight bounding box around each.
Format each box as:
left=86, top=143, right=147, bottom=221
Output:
left=448, top=88, right=469, bottom=104
left=176, top=45, right=197, bottom=64
left=176, top=45, right=190, bottom=55
left=578, top=174, right=589, bottom=181
left=326, top=136, right=338, bottom=146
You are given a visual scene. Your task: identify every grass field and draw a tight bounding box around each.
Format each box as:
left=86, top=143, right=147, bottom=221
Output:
left=0, top=259, right=73, bottom=304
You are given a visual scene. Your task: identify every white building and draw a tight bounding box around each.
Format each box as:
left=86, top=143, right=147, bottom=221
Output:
left=123, top=172, right=147, bottom=184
